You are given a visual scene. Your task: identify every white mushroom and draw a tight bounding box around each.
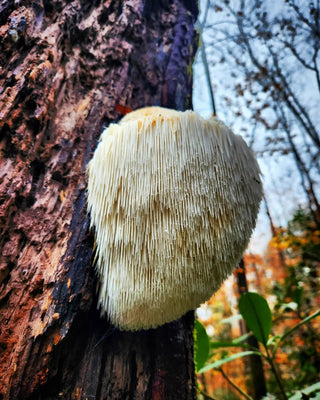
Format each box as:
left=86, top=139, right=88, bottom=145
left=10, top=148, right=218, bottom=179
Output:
left=87, top=106, right=263, bottom=330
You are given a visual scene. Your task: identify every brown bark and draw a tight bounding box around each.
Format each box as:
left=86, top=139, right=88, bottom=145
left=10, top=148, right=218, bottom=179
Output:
left=0, top=1, right=198, bottom=399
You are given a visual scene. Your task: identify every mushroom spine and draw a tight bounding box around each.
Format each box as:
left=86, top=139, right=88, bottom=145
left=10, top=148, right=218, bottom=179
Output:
left=87, top=106, right=263, bottom=330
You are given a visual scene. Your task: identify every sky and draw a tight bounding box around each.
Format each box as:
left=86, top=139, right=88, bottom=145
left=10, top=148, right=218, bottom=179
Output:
left=192, top=0, right=319, bottom=254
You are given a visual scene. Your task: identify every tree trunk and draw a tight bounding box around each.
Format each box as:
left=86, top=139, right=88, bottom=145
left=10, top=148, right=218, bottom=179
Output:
left=235, top=259, right=267, bottom=400
left=0, top=1, right=198, bottom=399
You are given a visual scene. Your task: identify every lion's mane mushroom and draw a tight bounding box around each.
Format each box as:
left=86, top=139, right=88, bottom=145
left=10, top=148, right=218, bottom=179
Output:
left=87, top=106, right=263, bottom=330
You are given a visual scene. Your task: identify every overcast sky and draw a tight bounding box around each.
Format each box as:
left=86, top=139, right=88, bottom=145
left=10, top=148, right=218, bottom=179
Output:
left=192, top=0, right=319, bottom=254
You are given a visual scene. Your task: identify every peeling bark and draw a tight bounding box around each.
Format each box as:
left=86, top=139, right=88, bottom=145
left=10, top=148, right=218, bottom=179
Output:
left=0, top=1, right=198, bottom=398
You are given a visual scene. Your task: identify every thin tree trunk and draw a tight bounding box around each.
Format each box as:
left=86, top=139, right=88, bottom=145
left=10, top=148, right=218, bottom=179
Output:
left=264, top=197, right=287, bottom=269
left=235, top=259, right=267, bottom=400
left=0, top=1, right=198, bottom=399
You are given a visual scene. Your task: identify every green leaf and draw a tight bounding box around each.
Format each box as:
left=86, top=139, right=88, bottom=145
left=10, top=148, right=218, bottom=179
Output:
left=210, top=333, right=252, bottom=349
left=232, top=332, right=252, bottom=344
left=238, top=292, right=272, bottom=346
left=288, top=381, right=320, bottom=400
left=194, top=320, right=210, bottom=373
left=279, top=301, right=298, bottom=312
left=198, top=351, right=261, bottom=374
left=267, top=335, right=280, bottom=347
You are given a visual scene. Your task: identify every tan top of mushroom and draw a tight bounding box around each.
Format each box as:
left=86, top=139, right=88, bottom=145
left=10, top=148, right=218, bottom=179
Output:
left=87, top=106, right=263, bottom=330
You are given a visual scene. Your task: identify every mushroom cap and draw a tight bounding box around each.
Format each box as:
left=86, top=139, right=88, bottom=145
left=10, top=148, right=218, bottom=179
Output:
left=87, top=106, right=263, bottom=330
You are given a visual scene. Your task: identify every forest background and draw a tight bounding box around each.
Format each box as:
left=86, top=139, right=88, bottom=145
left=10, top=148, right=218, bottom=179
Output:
left=193, top=1, right=320, bottom=399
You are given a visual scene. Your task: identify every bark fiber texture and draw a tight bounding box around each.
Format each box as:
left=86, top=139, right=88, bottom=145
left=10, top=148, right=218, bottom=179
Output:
left=0, top=0, right=198, bottom=399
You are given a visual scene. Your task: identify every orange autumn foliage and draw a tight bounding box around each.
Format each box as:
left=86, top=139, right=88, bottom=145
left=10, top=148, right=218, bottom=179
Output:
left=197, top=211, right=320, bottom=398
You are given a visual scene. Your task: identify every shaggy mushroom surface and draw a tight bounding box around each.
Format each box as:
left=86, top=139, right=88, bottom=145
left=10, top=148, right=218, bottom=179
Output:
left=87, top=107, right=263, bottom=330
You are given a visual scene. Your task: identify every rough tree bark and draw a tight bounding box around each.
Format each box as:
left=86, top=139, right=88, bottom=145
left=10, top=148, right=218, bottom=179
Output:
left=0, top=1, right=198, bottom=399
